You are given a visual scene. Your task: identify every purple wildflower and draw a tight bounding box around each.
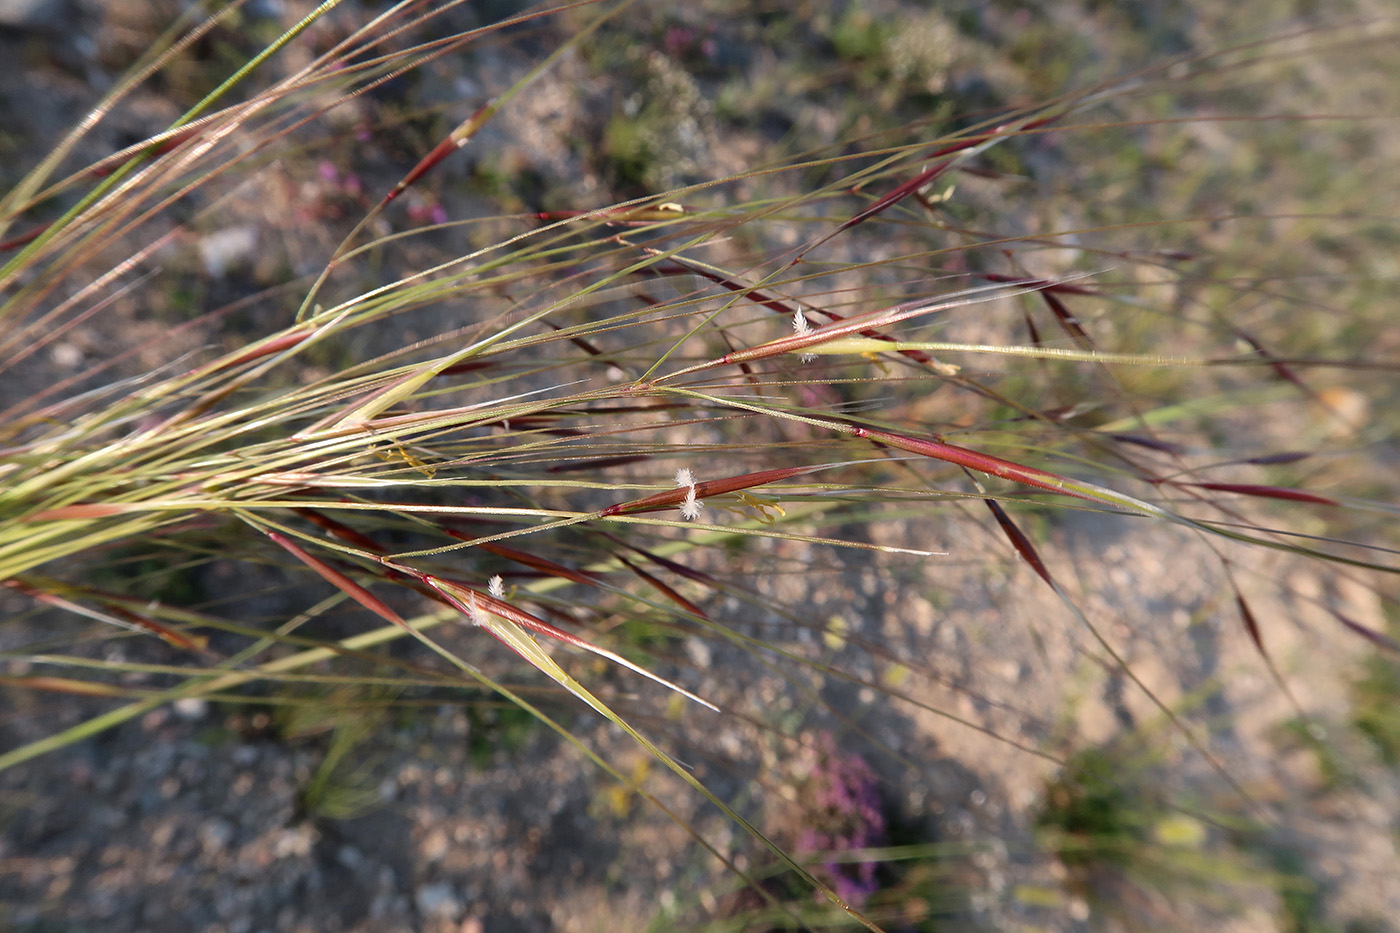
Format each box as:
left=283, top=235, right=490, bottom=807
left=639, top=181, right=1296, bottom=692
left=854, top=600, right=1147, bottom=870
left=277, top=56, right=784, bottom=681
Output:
left=792, top=731, right=888, bottom=907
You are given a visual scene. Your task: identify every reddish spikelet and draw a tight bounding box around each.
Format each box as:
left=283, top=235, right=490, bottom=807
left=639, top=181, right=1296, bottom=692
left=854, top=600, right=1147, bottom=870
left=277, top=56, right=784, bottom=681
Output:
left=1232, top=328, right=1308, bottom=390
left=436, top=360, right=494, bottom=377
left=1223, top=564, right=1304, bottom=719
left=381, top=99, right=495, bottom=207
left=0, top=221, right=52, bottom=252
left=1021, top=307, right=1043, bottom=346
left=88, top=125, right=204, bottom=178
left=651, top=258, right=808, bottom=319
left=711, top=314, right=894, bottom=367
left=105, top=604, right=210, bottom=653
left=405, top=569, right=593, bottom=648
left=294, top=508, right=385, bottom=553
left=1235, top=592, right=1270, bottom=661
left=597, top=483, right=688, bottom=517
left=600, top=534, right=719, bottom=586
left=1110, top=434, right=1187, bottom=454
left=849, top=426, right=1096, bottom=501
left=4, top=579, right=208, bottom=652
left=636, top=550, right=715, bottom=586
left=27, top=503, right=131, bottom=521
left=615, top=554, right=708, bottom=619
left=1332, top=610, right=1400, bottom=653
left=837, top=113, right=1062, bottom=233
left=1182, top=482, right=1338, bottom=506
left=979, top=273, right=1101, bottom=296
left=476, top=541, right=605, bottom=587
left=402, top=567, right=717, bottom=711
left=265, top=532, right=408, bottom=629
left=1041, top=291, right=1093, bottom=348
left=984, top=499, right=1053, bottom=585
left=653, top=256, right=936, bottom=366
left=838, top=159, right=957, bottom=233
left=191, top=327, right=314, bottom=376
left=599, top=464, right=819, bottom=517
left=1242, top=451, right=1312, bottom=466
left=545, top=320, right=605, bottom=358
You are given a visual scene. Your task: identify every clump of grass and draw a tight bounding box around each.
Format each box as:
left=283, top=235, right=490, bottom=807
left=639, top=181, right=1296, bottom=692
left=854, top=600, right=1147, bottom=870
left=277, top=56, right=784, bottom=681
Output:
left=279, top=688, right=392, bottom=822
left=1039, top=745, right=1146, bottom=873
left=1, top=2, right=1398, bottom=929
left=1036, top=738, right=1277, bottom=929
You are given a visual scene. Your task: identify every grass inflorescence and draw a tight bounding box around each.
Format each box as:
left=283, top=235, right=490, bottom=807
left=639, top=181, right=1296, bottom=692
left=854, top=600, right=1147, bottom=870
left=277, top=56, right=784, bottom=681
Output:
left=1, top=2, right=1398, bottom=929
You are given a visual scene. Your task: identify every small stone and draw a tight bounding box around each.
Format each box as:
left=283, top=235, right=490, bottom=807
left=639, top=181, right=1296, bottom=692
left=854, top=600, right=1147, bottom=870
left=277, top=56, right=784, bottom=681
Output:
left=421, top=827, right=449, bottom=862
left=685, top=637, right=712, bottom=669
left=415, top=882, right=461, bottom=919
left=198, top=226, right=259, bottom=278
left=199, top=820, right=234, bottom=856
left=50, top=343, right=83, bottom=368
left=0, top=0, right=69, bottom=30
left=173, top=698, right=208, bottom=720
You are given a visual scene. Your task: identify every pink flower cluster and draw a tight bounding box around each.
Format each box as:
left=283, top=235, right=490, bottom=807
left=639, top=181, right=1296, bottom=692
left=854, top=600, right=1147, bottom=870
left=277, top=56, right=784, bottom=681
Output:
left=296, top=159, right=367, bottom=223
left=793, top=731, right=888, bottom=907
left=663, top=24, right=717, bottom=62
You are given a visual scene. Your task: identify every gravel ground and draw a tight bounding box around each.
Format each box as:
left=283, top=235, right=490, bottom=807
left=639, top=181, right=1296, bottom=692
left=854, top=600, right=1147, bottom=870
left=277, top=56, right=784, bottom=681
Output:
left=3, top=2, right=1398, bottom=932
left=4, top=510, right=1396, bottom=932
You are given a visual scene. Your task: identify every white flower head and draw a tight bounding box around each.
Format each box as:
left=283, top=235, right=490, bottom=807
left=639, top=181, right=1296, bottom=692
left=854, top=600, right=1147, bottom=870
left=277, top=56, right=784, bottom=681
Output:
left=488, top=575, right=505, bottom=600
left=792, top=309, right=813, bottom=337
left=681, top=484, right=702, bottom=521
left=792, top=309, right=816, bottom=363
left=676, top=467, right=701, bottom=520
left=467, top=589, right=486, bottom=626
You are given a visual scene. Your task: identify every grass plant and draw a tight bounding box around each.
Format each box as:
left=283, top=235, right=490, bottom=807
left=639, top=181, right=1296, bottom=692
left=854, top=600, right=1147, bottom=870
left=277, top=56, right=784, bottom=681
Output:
left=1, top=1, right=1398, bottom=929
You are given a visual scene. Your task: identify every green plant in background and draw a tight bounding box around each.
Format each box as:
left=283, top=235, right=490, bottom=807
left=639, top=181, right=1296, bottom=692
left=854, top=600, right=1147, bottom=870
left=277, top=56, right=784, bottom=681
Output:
left=1352, top=614, right=1400, bottom=768
left=466, top=700, right=541, bottom=770
left=280, top=689, right=393, bottom=822
left=1040, top=745, right=1147, bottom=874
left=1270, top=717, right=1361, bottom=794
left=1, top=1, right=1398, bottom=929
left=1036, top=738, right=1277, bottom=929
